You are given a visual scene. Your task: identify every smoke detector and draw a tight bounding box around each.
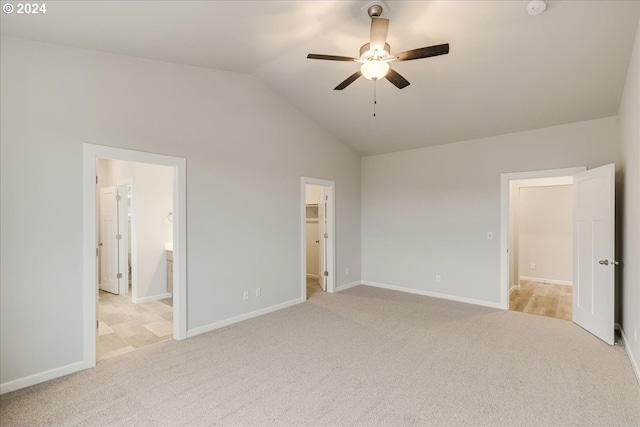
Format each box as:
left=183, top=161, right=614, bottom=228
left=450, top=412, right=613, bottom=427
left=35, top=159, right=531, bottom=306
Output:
left=527, top=0, right=547, bottom=16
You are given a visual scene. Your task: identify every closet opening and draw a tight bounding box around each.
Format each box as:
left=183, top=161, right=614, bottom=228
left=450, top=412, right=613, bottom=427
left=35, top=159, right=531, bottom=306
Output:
left=301, top=177, right=336, bottom=300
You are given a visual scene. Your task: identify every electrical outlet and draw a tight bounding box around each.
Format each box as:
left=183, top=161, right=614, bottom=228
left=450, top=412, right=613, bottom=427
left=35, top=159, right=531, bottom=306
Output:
left=255, top=288, right=261, bottom=297
left=346, top=267, right=349, bottom=275
left=530, top=263, right=536, bottom=270
left=435, top=275, right=441, bottom=283
left=243, top=290, right=249, bottom=300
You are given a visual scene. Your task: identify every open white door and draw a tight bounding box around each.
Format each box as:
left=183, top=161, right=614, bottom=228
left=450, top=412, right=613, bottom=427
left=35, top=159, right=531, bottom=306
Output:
left=318, top=191, right=327, bottom=292
left=99, top=186, right=120, bottom=295
left=573, top=164, right=616, bottom=345
left=117, top=183, right=130, bottom=295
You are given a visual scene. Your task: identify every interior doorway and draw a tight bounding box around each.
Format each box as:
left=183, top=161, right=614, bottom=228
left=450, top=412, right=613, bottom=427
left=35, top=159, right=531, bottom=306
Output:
left=508, top=176, right=574, bottom=321
left=96, top=158, right=174, bottom=360
left=305, top=184, right=326, bottom=299
left=301, top=177, right=335, bottom=300
left=500, top=164, right=617, bottom=345
left=82, top=144, right=187, bottom=372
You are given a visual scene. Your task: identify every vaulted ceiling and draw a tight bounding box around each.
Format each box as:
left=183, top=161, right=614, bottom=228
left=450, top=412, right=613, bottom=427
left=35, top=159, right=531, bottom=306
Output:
left=2, top=1, right=638, bottom=156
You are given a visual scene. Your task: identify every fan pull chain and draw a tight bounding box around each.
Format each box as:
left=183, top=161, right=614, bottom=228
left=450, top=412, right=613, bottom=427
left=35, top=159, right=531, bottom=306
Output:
left=373, top=79, right=377, bottom=117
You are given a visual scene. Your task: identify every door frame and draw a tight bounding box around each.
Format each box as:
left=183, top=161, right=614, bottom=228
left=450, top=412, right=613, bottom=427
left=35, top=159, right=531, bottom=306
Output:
left=499, top=167, right=585, bottom=309
left=82, top=143, right=187, bottom=369
left=301, top=177, right=336, bottom=300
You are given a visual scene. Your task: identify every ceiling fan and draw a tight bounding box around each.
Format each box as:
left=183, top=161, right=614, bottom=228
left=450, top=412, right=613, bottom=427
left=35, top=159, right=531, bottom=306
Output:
left=307, top=4, right=449, bottom=90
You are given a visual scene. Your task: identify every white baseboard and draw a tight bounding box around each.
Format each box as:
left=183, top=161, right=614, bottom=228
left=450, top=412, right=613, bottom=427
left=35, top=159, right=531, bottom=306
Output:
left=186, top=298, right=303, bottom=338
left=306, top=274, right=319, bottom=279
left=617, top=324, right=640, bottom=386
left=133, top=292, right=172, bottom=304
left=0, top=360, right=90, bottom=395
left=361, top=281, right=503, bottom=310
left=519, top=276, right=573, bottom=286
left=335, top=281, right=360, bottom=292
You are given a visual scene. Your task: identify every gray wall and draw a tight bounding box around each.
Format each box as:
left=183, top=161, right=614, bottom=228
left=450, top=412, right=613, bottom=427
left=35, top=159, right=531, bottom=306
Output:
left=518, top=185, right=573, bottom=284
left=362, top=117, right=619, bottom=305
left=618, top=16, right=640, bottom=381
left=0, top=36, right=362, bottom=388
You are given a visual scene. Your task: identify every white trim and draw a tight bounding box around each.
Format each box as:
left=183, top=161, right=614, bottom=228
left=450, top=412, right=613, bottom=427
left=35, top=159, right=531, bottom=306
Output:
left=301, top=177, right=336, bottom=301
left=84, top=143, right=188, bottom=376
left=306, top=274, right=319, bottom=279
left=132, top=292, right=173, bottom=304
left=186, top=298, right=303, bottom=338
left=500, top=167, right=586, bottom=310
left=335, top=281, right=361, bottom=292
left=519, top=276, right=573, bottom=287
left=361, top=281, right=503, bottom=309
left=0, top=360, right=87, bottom=395
left=618, top=324, right=640, bottom=386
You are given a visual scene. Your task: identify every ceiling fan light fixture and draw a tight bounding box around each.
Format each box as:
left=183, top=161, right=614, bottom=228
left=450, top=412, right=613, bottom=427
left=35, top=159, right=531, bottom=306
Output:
left=361, top=59, right=389, bottom=80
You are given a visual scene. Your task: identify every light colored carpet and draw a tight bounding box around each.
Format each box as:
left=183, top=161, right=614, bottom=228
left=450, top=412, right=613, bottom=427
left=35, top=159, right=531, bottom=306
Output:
left=2, top=285, right=639, bottom=426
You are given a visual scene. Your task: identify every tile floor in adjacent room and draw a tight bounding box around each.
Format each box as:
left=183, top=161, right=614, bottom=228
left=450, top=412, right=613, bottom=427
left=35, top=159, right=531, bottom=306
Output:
left=510, top=280, right=572, bottom=321
left=97, top=290, right=173, bottom=361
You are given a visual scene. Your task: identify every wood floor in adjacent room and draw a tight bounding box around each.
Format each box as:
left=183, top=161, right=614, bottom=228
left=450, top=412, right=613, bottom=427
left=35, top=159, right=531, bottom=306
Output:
left=306, top=277, right=323, bottom=299
left=98, top=290, right=173, bottom=361
left=510, top=280, right=572, bottom=321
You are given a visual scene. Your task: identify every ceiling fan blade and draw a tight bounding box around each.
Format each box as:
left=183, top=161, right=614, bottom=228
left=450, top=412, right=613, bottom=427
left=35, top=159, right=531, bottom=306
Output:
left=385, top=68, right=410, bottom=89
left=307, top=54, right=357, bottom=62
left=395, top=43, right=450, bottom=61
left=334, top=71, right=362, bottom=90
left=370, top=18, right=389, bottom=51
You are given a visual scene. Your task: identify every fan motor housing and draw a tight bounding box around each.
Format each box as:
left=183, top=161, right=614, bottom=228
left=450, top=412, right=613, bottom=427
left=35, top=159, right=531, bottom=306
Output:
left=360, top=43, right=391, bottom=59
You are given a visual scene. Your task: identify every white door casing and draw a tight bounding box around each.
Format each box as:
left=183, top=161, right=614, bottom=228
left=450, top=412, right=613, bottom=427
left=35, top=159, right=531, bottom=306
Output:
left=99, top=186, right=119, bottom=294
left=500, top=167, right=586, bottom=310
left=84, top=144, right=187, bottom=375
left=573, top=163, right=616, bottom=345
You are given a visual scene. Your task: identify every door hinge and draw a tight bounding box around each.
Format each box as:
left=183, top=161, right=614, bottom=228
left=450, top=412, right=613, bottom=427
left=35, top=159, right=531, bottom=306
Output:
left=324, top=233, right=328, bottom=239
left=96, top=247, right=99, bottom=256
left=115, top=195, right=122, bottom=201
left=116, top=273, right=123, bottom=279
left=96, top=175, right=98, bottom=184
left=116, top=234, right=122, bottom=240
left=324, top=271, right=329, bottom=277
left=96, top=320, right=99, bottom=329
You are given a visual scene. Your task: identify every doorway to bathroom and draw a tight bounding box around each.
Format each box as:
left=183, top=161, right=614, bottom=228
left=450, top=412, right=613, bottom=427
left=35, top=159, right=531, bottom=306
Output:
left=96, top=158, right=175, bottom=360
left=82, top=143, right=187, bottom=369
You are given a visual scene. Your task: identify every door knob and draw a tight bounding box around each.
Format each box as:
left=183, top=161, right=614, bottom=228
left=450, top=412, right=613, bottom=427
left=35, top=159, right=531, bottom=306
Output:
left=98, top=242, right=104, bottom=247
left=599, top=259, right=609, bottom=265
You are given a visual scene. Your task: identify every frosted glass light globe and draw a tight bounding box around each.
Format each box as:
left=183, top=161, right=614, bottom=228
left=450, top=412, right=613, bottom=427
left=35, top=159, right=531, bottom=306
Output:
left=361, top=60, right=389, bottom=81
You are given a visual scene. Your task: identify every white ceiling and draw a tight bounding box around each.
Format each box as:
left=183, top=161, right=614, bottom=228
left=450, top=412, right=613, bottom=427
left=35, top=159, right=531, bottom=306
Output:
left=2, top=1, right=638, bottom=156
